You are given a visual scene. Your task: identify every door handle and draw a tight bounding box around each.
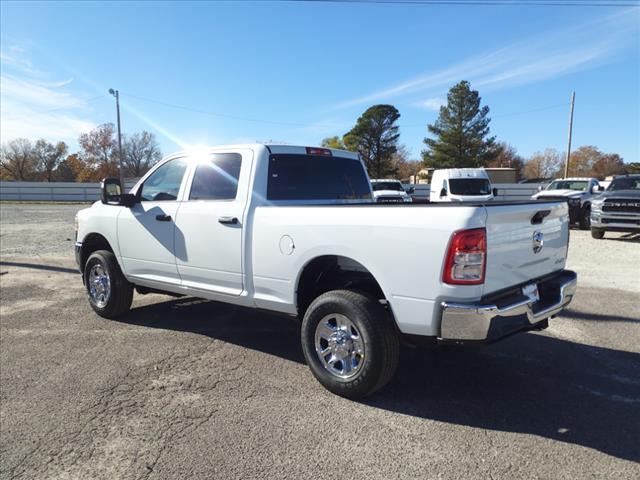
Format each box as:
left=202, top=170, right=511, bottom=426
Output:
left=218, top=216, right=238, bottom=225
left=155, top=214, right=172, bottom=222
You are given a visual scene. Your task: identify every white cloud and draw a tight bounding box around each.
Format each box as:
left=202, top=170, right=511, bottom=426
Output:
left=416, top=97, right=445, bottom=111
left=330, top=9, right=639, bottom=111
left=0, top=45, right=97, bottom=145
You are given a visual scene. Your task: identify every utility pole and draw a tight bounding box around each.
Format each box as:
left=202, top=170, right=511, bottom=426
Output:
left=109, top=88, right=124, bottom=184
left=563, top=91, right=575, bottom=179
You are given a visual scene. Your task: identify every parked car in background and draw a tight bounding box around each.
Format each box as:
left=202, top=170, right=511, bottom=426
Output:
left=590, top=174, right=640, bottom=239
left=532, top=177, right=600, bottom=230
left=74, top=144, right=576, bottom=399
left=429, top=168, right=496, bottom=202
left=404, top=183, right=430, bottom=203
left=371, top=179, right=413, bottom=203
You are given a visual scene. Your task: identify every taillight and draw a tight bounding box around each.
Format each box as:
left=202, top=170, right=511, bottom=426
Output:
left=306, top=147, right=332, bottom=156
left=443, top=228, right=487, bottom=285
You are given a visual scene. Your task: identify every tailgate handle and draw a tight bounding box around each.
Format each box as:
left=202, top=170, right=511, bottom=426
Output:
left=531, top=210, right=551, bottom=225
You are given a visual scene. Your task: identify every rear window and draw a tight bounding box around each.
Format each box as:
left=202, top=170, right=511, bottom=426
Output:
left=267, top=154, right=371, bottom=201
left=449, top=178, right=491, bottom=195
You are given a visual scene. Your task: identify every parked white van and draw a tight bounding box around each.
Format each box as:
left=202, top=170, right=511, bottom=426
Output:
left=430, top=168, right=496, bottom=203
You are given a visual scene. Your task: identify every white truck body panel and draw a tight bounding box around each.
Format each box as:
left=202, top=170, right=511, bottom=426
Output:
left=76, top=144, right=571, bottom=339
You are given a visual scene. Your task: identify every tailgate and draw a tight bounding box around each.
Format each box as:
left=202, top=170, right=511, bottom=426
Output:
left=483, top=201, right=569, bottom=295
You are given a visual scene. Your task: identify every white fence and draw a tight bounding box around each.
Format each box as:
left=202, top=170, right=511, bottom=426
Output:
left=0, top=181, right=543, bottom=203
left=0, top=181, right=138, bottom=202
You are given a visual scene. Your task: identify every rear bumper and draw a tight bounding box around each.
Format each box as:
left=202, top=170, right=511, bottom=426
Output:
left=439, top=270, right=577, bottom=343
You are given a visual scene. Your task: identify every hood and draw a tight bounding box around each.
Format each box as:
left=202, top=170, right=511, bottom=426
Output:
left=534, top=189, right=584, bottom=199
left=599, top=190, right=640, bottom=199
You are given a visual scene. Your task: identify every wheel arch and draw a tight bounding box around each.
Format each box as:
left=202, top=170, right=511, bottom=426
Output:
left=79, top=232, right=116, bottom=273
left=295, top=254, right=393, bottom=322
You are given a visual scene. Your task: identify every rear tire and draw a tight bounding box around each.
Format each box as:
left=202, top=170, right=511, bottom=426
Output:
left=591, top=228, right=605, bottom=239
left=301, top=289, right=400, bottom=399
left=84, top=250, right=133, bottom=318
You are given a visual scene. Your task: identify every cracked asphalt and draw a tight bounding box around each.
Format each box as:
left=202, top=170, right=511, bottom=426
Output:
left=1, top=203, right=639, bottom=479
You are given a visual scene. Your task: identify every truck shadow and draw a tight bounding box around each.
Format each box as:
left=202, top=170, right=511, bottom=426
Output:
left=116, top=297, right=640, bottom=463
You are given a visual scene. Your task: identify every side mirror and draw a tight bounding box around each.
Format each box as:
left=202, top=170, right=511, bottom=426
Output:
left=440, top=188, right=447, bottom=197
left=101, top=178, right=122, bottom=205
left=407, top=187, right=415, bottom=194
left=538, top=185, right=544, bottom=192
left=100, top=178, right=137, bottom=207
left=591, top=185, right=599, bottom=193
left=492, top=187, right=498, bottom=197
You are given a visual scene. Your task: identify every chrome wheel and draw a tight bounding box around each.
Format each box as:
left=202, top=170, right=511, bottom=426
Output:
left=314, top=313, right=365, bottom=379
left=88, top=263, right=111, bottom=308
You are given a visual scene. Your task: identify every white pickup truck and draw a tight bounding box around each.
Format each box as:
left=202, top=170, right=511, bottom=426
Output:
left=75, top=144, right=577, bottom=398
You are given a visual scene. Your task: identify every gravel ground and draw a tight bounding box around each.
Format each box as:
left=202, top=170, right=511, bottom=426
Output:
left=1, top=203, right=639, bottom=480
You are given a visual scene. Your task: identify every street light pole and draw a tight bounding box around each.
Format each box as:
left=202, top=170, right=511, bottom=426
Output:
left=109, top=88, right=124, bottom=185
left=563, top=92, right=575, bottom=179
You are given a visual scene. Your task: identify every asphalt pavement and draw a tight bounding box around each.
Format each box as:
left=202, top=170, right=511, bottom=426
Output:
left=1, top=203, right=639, bottom=479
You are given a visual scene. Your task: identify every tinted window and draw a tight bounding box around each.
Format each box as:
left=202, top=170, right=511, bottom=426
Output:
left=372, top=181, right=403, bottom=192
left=140, top=159, right=187, bottom=201
left=267, top=154, right=371, bottom=201
left=189, top=153, right=242, bottom=200
left=449, top=178, right=491, bottom=195
left=608, top=177, right=640, bottom=191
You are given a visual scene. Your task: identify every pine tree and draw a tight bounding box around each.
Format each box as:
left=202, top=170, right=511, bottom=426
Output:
left=344, top=104, right=400, bottom=178
left=422, top=81, right=498, bottom=168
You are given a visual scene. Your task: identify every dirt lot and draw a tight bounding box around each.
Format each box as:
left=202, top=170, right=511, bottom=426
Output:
left=1, top=203, right=639, bottom=479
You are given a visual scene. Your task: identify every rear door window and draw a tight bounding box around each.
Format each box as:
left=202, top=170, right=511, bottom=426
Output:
left=267, top=154, right=371, bottom=201
left=189, top=153, right=242, bottom=200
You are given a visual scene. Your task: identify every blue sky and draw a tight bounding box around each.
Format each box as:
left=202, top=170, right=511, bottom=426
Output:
left=1, top=0, right=639, bottom=162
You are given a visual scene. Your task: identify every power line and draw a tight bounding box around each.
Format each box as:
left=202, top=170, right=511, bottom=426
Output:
left=3, top=94, right=108, bottom=122
left=247, top=0, right=639, bottom=7
left=399, top=102, right=569, bottom=128
left=124, top=91, right=571, bottom=132
left=121, top=92, right=347, bottom=128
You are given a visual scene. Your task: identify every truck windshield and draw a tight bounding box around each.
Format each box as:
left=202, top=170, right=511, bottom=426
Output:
left=546, top=180, right=588, bottom=191
left=267, top=154, right=372, bottom=200
left=372, top=182, right=403, bottom=192
left=448, top=178, right=491, bottom=195
left=607, top=177, right=640, bottom=191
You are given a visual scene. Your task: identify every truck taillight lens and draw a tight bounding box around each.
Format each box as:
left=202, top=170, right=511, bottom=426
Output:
left=443, top=228, right=486, bottom=285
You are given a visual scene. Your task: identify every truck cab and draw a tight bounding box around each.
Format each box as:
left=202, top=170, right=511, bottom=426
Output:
left=429, top=168, right=494, bottom=203
left=532, top=177, right=600, bottom=230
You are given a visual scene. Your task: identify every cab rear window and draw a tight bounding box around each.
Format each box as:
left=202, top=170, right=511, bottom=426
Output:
left=267, top=154, right=371, bottom=201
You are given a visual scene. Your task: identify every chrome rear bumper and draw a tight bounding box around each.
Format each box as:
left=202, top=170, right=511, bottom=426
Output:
left=439, top=270, right=577, bottom=343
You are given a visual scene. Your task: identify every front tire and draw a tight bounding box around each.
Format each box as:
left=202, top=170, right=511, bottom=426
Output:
left=301, top=290, right=400, bottom=399
left=591, top=228, right=605, bottom=239
left=579, top=205, right=591, bottom=230
left=84, top=250, right=133, bottom=318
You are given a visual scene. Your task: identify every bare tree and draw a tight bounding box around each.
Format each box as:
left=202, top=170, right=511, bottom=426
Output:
left=485, top=142, right=525, bottom=179
left=523, top=149, right=563, bottom=179
left=123, top=131, right=162, bottom=177
left=34, top=139, right=68, bottom=182
left=0, top=138, right=37, bottom=180
left=390, top=145, right=421, bottom=181
left=78, top=123, right=119, bottom=178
